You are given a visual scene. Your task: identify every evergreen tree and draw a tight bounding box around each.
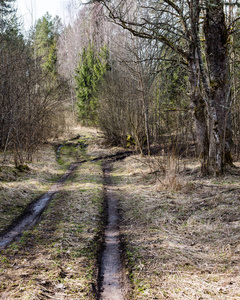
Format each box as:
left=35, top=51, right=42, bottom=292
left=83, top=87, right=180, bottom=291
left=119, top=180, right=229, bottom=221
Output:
left=32, top=13, right=61, bottom=76
left=0, top=0, right=16, bottom=33
left=74, top=44, right=109, bottom=124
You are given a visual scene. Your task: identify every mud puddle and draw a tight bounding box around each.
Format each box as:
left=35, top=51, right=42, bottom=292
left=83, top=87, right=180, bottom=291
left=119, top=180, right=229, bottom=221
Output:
left=99, top=164, right=126, bottom=300
left=0, top=162, right=81, bottom=250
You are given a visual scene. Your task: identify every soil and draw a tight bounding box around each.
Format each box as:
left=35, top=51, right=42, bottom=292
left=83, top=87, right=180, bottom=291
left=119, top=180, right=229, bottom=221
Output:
left=0, top=137, right=132, bottom=299
left=0, top=159, right=105, bottom=299
left=99, top=163, right=125, bottom=300
left=112, top=155, right=240, bottom=299
left=1, top=128, right=240, bottom=299
left=0, top=150, right=132, bottom=250
left=0, top=162, right=81, bottom=250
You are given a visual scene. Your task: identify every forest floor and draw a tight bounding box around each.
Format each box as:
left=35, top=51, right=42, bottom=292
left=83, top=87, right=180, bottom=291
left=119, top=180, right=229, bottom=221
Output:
left=0, top=126, right=240, bottom=299
left=112, top=155, right=240, bottom=299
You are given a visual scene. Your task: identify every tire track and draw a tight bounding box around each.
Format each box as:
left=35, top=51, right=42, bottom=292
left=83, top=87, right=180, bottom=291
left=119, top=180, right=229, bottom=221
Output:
left=99, top=163, right=126, bottom=300
left=0, top=161, right=82, bottom=250
left=0, top=150, right=132, bottom=300
left=0, top=151, right=133, bottom=251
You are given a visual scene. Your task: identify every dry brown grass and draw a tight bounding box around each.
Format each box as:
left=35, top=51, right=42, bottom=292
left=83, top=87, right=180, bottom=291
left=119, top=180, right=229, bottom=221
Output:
left=0, top=125, right=118, bottom=299
left=0, top=125, right=106, bottom=234
left=2, top=126, right=240, bottom=299
left=0, top=160, right=104, bottom=299
left=0, top=144, right=65, bottom=233
left=112, top=155, right=240, bottom=299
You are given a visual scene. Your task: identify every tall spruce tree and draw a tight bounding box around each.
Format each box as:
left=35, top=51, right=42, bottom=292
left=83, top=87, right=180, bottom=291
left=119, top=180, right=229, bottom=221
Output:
left=74, top=44, right=109, bottom=124
left=32, top=13, right=61, bottom=76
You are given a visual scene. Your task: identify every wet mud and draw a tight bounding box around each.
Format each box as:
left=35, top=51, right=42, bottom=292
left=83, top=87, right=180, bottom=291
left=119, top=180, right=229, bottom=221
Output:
left=0, top=150, right=133, bottom=299
left=0, top=151, right=133, bottom=251
left=0, top=162, right=81, bottom=250
left=99, top=164, right=125, bottom=300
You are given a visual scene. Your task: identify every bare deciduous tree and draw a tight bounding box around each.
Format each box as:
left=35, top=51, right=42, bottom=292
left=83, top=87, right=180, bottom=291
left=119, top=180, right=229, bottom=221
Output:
left=90, top=0, right=239, bottom=174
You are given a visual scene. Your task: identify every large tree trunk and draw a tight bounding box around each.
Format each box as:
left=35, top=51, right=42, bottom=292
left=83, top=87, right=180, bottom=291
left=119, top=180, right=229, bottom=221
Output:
left=188, top=0, right=209, bottom=174
left=204, top=0, right=232, bottom=175
left=188, top=57, right=209, bottom=174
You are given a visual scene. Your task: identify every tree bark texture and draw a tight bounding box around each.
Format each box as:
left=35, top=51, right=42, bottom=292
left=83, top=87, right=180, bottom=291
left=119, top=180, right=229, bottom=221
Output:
left=188, top=0, right=209, bottom=174
left=188, top=57, right=209, bottom=172
left=204, top=0, right=232, bottom=174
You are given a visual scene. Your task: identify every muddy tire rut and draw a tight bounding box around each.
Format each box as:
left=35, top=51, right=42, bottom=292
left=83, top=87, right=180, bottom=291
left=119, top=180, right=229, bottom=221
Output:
left=0, top=150, right=132, bottom=298
left=0, top=162, right=82, bottom=250
left=0, top=151, right=132, bottom=250
left=99, top=163, right=126, bottom=300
